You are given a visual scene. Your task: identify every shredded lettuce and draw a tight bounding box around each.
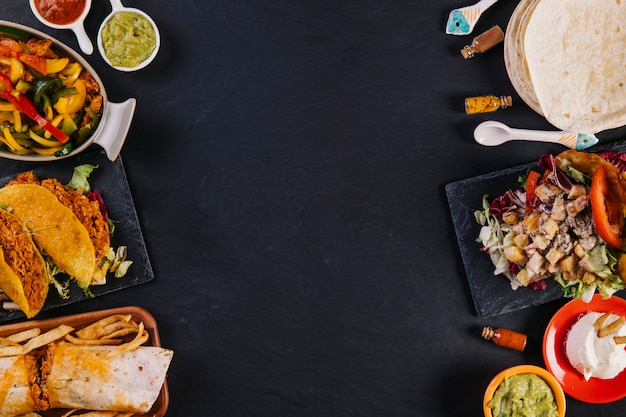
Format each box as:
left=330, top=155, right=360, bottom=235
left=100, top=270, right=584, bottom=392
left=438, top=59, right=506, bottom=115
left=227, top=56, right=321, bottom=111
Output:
left=475, top=195, right=521, bottom=290
left=67, top=164, right=98, bottom=192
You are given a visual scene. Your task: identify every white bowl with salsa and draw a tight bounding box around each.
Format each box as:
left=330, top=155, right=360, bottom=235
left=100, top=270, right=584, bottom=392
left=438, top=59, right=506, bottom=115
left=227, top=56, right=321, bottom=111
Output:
left=29, top=0, right=94, bottom=55
left=97, top=0, right=160, bottom=72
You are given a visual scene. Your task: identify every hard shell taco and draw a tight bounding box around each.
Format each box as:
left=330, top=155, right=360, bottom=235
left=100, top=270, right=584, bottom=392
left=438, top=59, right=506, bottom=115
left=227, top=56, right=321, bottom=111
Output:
left=0, top=183, right=95, bottom=289
left=0, top=208, right=48, bottom=319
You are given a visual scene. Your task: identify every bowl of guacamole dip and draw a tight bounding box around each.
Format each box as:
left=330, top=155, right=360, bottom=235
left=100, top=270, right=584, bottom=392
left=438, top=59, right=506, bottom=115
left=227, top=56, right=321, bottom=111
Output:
left=483, top=365, right=565, bottom=417
left=97, top=7, right=160, bottom=72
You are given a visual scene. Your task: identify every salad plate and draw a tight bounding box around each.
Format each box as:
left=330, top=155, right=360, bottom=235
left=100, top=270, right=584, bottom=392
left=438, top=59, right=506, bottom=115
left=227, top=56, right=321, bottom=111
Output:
left=446, top=140, right=626, bottom=317
left=543, top=294, right=626, bottom=404
left=0, top=149, right=154, bottom=323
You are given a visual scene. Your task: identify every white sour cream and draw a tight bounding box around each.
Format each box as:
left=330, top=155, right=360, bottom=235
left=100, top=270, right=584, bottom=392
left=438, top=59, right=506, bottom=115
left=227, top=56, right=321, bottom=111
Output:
left=565, top=311, right=626, bottom=381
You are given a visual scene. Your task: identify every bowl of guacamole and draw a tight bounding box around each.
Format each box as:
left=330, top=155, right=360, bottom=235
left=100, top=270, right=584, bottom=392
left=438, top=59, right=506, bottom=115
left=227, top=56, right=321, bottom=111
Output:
left=97, top=8, right=160, bottom=72
left=483, top=365, right=566, bottom=417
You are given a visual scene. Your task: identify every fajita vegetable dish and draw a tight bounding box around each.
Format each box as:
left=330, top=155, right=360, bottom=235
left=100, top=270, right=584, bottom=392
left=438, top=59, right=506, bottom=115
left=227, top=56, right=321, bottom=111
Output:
left=0, top=26, right=102, bottom=157
left=475, top=150, right=626, bottom=301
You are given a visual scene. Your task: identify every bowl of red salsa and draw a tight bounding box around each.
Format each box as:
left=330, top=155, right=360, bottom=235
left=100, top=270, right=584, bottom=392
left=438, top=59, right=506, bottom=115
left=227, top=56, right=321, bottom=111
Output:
left=29, top=0, right=94, bottom=55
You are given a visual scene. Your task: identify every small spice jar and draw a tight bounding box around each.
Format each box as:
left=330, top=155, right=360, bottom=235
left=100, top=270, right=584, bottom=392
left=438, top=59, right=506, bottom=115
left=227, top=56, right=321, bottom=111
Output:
left=465, top=95, right=512, bottom=115
left=482, top=326, right=527, bottom=352
left=460, top=25, right=505, bottom=59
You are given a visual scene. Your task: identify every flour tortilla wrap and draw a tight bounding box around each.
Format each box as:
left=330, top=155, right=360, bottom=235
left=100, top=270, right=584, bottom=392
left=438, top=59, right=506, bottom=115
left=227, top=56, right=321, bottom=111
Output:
left=45, top=342, right=173, bottom=413
left=523, top=0, right=626, bottom=134
left=0, top=184, right=95, bottom=288
left=0, top=355, right=37, bottom=417
left=0, top=209, right=48, bottom=318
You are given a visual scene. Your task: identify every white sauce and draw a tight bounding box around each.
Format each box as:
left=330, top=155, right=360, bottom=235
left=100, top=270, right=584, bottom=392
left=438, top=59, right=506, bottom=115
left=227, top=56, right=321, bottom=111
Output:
left=565, top=311, right=626, bottom=381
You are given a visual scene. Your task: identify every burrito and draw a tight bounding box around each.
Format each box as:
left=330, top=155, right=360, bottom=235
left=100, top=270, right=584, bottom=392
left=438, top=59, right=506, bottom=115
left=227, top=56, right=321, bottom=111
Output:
left=41, top=342, right=173, bottom=413
left=0, top=184, right=96, bottom=288
left=0, top=343, right=172, bottom=416
left=0, top=354, right=38, bottom=417
left=0, top=208, right=48, bottom=318
left=9, top=172, right=111, bottom=285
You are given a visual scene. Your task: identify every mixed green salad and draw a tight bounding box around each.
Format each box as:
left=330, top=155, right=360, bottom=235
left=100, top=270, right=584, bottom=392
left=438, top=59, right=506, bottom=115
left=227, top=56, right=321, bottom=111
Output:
left=475, top=151, right=626, bottom=302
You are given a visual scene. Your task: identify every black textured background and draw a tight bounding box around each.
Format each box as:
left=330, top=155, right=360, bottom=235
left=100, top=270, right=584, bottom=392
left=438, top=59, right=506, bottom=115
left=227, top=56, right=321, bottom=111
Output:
left=2, top=1, right=626, bottom=416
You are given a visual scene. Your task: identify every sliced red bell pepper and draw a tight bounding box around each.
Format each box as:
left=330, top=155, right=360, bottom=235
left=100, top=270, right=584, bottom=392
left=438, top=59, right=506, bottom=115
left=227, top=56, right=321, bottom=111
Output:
left=0, top=72, right=68, bottom=143
left=525, top=170, right=541, bottom=213
left=590, top=165, right=623, bottom=249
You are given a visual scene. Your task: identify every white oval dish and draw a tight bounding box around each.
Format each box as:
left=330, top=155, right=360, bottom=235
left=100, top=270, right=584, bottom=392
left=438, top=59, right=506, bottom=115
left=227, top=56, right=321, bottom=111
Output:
left=97, top=0, right=161, bottom=72
left=28, top=0, right=94, bottom=55
left=0, top=20, right=135, bottom=162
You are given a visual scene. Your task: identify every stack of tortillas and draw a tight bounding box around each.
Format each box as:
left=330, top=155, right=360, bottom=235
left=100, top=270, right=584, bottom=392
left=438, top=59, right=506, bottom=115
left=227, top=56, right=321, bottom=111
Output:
left=504, top=0, right=626, bottom=134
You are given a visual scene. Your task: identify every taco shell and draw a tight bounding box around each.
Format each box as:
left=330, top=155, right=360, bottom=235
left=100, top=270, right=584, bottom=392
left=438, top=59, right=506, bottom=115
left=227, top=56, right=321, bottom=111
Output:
left=0, top=184, right=95, bottom=288
left=0, top=209, right=48, bottom=318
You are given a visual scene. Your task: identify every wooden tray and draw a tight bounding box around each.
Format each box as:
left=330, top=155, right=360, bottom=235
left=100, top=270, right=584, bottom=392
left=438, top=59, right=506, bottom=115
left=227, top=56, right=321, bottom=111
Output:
left=0, top=306, right=170, bottom=417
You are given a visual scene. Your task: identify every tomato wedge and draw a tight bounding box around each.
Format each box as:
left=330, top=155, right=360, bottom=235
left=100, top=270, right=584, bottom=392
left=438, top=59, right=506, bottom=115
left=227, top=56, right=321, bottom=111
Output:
left=590, top=165, right=623, bottom=249
left=525, top=170, right=541, bottom=213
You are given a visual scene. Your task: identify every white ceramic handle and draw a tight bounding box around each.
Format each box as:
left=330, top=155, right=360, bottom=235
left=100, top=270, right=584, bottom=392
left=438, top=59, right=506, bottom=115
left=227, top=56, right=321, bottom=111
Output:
left=92, top=99, right=136, bottom=161
left=474, top=0, right=499, bottom=11
left=505, top=126, right=574, bottom=144
left=109, top=0, right=125, bottom=11
left=72, top=24, right=93, bottom=55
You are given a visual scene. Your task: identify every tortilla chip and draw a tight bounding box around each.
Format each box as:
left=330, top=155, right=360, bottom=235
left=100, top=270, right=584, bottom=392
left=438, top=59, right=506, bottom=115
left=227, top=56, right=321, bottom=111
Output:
left=0, top=184, right=95, bottom=288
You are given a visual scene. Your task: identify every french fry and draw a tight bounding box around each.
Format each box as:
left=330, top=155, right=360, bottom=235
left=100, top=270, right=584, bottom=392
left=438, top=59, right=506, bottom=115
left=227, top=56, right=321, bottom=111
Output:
left=22, top=324, right=74, bottom=354
left=0, top=344, right=24, bottom=357
left=614, top=335, right=626, bottom=345
left=106, top=322, right=149, bottom=359
left=75, top=314, right=132, bottom=339
left=0, top=327, right=42, bottom=347
left=598, top=316, right=626, bottom=338
left=64, top=333, right=123, bottom=345
left=594, top=311, right=613, bottom=331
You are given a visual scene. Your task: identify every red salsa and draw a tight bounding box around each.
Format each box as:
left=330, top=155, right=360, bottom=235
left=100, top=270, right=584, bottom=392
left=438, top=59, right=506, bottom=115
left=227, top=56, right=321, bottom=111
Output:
left=34, top=0, right=86, bottom=25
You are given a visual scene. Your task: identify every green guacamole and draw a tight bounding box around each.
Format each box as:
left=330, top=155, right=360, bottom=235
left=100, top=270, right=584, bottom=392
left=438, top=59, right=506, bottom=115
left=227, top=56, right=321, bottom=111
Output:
left=101, top=11, right=156, bottom=68
left=488, top=373, right=558, bottom=417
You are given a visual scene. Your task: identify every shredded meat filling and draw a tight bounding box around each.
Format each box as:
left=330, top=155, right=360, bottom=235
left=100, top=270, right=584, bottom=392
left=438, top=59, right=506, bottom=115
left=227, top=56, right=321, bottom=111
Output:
left=0, top=210, right=46, bottom=310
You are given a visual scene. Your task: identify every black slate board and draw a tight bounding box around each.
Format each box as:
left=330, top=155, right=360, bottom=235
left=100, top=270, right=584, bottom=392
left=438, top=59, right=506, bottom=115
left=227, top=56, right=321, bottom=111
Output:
left=0, top=149, right=154, bottom=323
left=446, top=140, right=626, bottom=317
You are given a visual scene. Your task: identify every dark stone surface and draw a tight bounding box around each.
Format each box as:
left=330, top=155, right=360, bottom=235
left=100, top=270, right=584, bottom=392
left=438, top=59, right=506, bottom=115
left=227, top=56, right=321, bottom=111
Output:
left=2, top=1, right=626, bottom=416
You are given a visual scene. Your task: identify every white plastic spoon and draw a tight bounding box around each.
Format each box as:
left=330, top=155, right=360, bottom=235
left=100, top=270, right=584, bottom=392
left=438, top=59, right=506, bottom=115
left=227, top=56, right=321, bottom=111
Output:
left=474, top=121, right=598, bottom=150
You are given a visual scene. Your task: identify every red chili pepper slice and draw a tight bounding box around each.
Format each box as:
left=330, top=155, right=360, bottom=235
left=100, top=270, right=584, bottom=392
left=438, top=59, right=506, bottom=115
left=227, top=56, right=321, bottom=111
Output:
left=590, top=165, right=623, bottom=249
left=0, top=72, right=68, bottom=143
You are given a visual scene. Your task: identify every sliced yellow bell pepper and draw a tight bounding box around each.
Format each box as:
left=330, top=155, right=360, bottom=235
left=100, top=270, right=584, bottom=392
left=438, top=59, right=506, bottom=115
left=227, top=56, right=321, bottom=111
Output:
left=2, top=127, right=29, bottom=154
left=46, top=58, right=69, bottom=75
left=54, top=79, right=86, bottom=115
left=12, top=110, right=21, bottom=132
left=31, top=145, right=62, bottom=155
left=0, top=102, right=17, bottom=111
left=59, top=61, right=83, bottom=87
left=29, top=129, right=61, bottom=148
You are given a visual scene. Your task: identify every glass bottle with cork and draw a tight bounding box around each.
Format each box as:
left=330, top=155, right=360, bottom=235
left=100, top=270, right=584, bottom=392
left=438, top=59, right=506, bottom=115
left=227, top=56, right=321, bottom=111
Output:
left=482, top=326, right=527, bottom=351
left=465, top=95, right=512, bottom=115
left=460, top=25, right=505, bottom=59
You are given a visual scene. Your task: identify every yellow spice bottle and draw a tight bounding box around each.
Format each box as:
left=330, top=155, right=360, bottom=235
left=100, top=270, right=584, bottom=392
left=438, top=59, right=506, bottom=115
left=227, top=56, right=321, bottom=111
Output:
left=465, top=95, right=512, bottom=115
